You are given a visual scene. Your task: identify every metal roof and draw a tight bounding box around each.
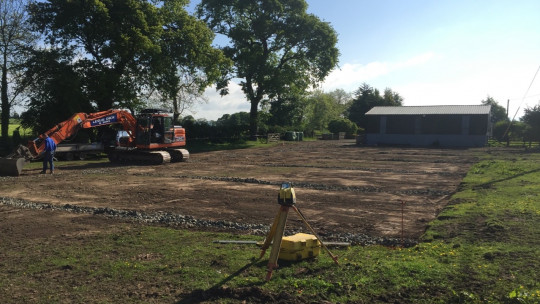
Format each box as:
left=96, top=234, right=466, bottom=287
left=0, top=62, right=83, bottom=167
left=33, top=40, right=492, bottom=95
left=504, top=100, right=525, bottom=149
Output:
left=365, top=105, right=491, bottom=115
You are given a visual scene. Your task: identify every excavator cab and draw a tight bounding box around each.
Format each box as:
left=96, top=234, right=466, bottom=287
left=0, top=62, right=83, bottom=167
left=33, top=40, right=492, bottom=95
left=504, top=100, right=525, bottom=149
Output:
left=135, top=114, right=153, bottom=146
left=161, top=116, right=175, bottom=144
left=151, top=116, right=164, bottom=143
left=134, top=110, right=177, bottom=148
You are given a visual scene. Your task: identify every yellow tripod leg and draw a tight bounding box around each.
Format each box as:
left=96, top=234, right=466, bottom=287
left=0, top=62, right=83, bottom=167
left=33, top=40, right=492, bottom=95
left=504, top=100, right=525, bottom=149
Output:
left=259, top=207, right=282, bottom=259
left=266, top=205, right=290, bottom=281
left=292, top=206, right=339, bottom=265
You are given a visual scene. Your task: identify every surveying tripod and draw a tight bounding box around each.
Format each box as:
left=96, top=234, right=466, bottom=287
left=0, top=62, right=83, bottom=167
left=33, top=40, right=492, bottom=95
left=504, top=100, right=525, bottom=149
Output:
left=259, top=182, right=339, bottom=281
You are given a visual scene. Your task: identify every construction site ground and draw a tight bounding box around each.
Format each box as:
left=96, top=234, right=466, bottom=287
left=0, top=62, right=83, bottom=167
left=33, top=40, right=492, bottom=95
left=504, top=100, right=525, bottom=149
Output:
left=0, top=140, right=478, bottom=243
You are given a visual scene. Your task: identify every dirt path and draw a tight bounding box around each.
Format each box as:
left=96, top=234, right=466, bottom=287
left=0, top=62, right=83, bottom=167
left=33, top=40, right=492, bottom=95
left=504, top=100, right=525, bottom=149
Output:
left=0, top=140, right=478, bottom=242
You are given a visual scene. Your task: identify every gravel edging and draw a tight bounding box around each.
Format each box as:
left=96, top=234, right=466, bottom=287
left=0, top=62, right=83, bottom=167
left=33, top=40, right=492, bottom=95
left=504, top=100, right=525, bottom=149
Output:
left=1, top=196, right=417, bottom=247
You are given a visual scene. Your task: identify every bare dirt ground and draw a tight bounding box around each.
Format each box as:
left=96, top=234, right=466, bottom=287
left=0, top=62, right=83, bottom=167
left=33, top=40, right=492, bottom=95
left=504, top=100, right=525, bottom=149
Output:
left=0, top=140, right=478, bottom=243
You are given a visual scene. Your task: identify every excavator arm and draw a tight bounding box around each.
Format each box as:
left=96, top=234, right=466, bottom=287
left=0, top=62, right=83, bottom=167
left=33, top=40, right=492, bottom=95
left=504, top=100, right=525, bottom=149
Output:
left=26, top=112, right=88, bottom=159
left=0, top=109, right=138, bottom=176
left=27, top=109, right=138, bottom=158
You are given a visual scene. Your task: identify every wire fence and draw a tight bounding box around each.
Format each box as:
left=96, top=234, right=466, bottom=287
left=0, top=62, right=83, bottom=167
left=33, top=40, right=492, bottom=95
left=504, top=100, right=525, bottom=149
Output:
left=487, top=139, right=540, bottom=148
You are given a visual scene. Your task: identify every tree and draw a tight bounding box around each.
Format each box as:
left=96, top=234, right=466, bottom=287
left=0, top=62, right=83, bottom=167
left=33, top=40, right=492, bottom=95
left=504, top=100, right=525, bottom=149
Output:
left=27, top=0, right=229, bottom=116
left=146, top=71, right=210, bottom=122
left=179, top=115, right=216, bottom=139
left=383, top=87, right=404, bottom=106
left=29, top=0, right=161, bottom=111
left=150, top=0, right=231, bottom=121
left=328, top=88, right=352, bottom=106
left=265, top=89, right=308, bottom=129
left=198, top=0, right=339, bottom=139
left=348, top=83, right=403, bottom=129
left=328, top=118, right=358, bottom=135
left=0, top=0, right=35, bottom=144
left=493, top=120, right=509, bottom=142
left=521, top=104, right=540, bottom=144
left=493, top=120, right=527, bottom=143
left=481, top=96, right=508, bottom=123
left=305, top=90, right=342, bottom=132
left=216, top=112, right=250, bottom=139
left=348, top=83, right=379, bottom=129
left=21, top=48, right=93, bottom=134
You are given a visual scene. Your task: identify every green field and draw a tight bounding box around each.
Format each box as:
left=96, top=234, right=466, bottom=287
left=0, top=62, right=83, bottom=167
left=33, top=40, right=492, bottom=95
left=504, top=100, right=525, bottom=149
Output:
left=7, top=120, right=32, bottom=137
left=1, top=149, right=539, bottom=303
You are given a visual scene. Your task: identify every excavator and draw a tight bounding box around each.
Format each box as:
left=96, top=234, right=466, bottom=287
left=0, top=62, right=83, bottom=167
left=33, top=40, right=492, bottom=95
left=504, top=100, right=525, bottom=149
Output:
left=0, top=109, right=189, bottom=176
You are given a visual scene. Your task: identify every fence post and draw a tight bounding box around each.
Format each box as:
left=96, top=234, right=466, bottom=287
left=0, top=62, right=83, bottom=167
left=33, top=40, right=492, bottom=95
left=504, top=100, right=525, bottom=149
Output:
left=399, top=200, right=405, bottom=247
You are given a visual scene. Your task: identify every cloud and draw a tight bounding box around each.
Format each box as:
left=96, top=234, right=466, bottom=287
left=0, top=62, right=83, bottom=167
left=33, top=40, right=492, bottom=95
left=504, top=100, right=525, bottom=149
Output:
left=393, top=63, right=540, bottom=119
left=192, top=82, right=250, bottom=120
left=192, top=52, right=444, bottom=120
left=322, top=52, right=436, bottom=92
left=320, top=51, right=539, bottom=120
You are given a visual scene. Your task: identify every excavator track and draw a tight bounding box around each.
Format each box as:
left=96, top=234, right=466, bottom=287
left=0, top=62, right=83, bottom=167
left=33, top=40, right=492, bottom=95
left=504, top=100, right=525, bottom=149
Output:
left=108, top=150, right=169, bottom=165
left=169, top=148, right=189, bottom=163
left=107, top=149, right=188, bottom=165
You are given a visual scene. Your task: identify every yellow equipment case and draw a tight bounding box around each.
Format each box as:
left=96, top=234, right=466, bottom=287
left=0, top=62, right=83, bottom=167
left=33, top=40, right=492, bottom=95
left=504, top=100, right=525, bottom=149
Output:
left=278, top=233, right=321, bottom=261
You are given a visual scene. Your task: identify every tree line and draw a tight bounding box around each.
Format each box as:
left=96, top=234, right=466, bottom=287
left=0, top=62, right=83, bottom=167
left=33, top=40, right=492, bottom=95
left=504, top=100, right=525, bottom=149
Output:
left=1, top=0, right=539, bottom=148
left=178, top=83, right=402, bottom=141
left=178, top=91, right=540, bottom=145
left=1, top=0, right=340, bottom=147
left=481, top=96, right=540, bottom=145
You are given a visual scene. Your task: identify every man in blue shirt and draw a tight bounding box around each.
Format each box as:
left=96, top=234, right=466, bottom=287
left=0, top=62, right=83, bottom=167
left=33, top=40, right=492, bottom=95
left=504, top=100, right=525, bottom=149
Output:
left=41, top=135, right=57, bottom=174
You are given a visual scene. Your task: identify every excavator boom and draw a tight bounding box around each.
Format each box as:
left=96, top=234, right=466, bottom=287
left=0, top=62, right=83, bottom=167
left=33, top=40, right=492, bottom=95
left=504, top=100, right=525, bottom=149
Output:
left=26, top=110, right=138, bottom=158
left=0, top=109, right=187, bottom=176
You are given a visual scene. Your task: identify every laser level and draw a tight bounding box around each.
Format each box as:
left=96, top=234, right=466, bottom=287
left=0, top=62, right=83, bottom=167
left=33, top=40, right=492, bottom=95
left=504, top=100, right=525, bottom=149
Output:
left=278, top=182, right=296, bottom=206
left=259, top=182, right=339, bottom=280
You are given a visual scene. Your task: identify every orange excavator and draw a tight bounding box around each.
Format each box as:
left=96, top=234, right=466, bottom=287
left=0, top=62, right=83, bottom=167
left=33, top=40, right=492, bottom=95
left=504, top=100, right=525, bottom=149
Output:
left=0, top=109, right=189, bottom=176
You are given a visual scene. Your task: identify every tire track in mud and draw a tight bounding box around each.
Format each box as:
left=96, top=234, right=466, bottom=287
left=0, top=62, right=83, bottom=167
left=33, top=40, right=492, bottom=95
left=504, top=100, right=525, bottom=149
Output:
left=172, top=175, right=453, bottom=196
left=372, top=158, right=476, bottom=164
left=262, top=163, right=465, bottom=177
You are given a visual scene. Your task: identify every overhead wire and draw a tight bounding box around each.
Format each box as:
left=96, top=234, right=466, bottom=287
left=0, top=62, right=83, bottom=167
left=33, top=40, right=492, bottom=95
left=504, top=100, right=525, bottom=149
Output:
left=502, top=64, right=540, bottom=140
left=506, top=92, right=540, bottom=102
left=512, top=64, right=540, bottom=121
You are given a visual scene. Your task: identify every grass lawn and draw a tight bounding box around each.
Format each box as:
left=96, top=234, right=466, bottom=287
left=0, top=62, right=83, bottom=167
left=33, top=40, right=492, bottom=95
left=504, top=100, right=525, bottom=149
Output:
left=1, top=149, right=539, bottom=303
left=7, top=120, right=32, bottom=137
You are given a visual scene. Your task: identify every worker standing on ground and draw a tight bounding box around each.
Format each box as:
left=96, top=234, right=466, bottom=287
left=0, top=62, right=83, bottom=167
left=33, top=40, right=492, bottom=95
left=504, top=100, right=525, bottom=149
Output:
left=41, top=135, right=57, bottom=174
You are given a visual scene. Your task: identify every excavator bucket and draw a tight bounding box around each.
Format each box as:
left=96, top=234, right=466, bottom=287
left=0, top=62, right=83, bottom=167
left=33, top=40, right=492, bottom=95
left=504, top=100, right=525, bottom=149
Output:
left=0, top=145, right=33, bottom=176
left=0, top=157, right=27, bottom=176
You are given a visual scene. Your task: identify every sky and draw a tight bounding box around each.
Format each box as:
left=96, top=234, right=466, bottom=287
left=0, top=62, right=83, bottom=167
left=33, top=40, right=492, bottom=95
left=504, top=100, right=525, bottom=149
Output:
left=190, top=0, right=540, bottom=121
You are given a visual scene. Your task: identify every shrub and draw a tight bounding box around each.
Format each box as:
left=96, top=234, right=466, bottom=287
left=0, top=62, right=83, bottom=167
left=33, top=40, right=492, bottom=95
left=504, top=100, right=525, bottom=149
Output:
left=328, top=118, right=358, bottom=135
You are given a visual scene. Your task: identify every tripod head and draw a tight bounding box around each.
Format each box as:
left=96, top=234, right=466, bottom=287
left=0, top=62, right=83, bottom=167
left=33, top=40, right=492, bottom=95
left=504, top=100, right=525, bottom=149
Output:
left=278, top=182, right=296, bottom=206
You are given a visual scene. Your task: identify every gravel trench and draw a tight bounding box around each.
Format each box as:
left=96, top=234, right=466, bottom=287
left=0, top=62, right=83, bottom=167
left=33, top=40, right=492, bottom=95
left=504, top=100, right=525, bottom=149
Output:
left=1, top=196, right=417, bottom=247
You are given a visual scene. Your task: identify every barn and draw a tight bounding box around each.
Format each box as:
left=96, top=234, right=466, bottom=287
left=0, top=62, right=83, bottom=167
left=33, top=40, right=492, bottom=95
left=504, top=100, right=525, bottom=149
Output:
left=364, top=105, right=492, bottom=147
